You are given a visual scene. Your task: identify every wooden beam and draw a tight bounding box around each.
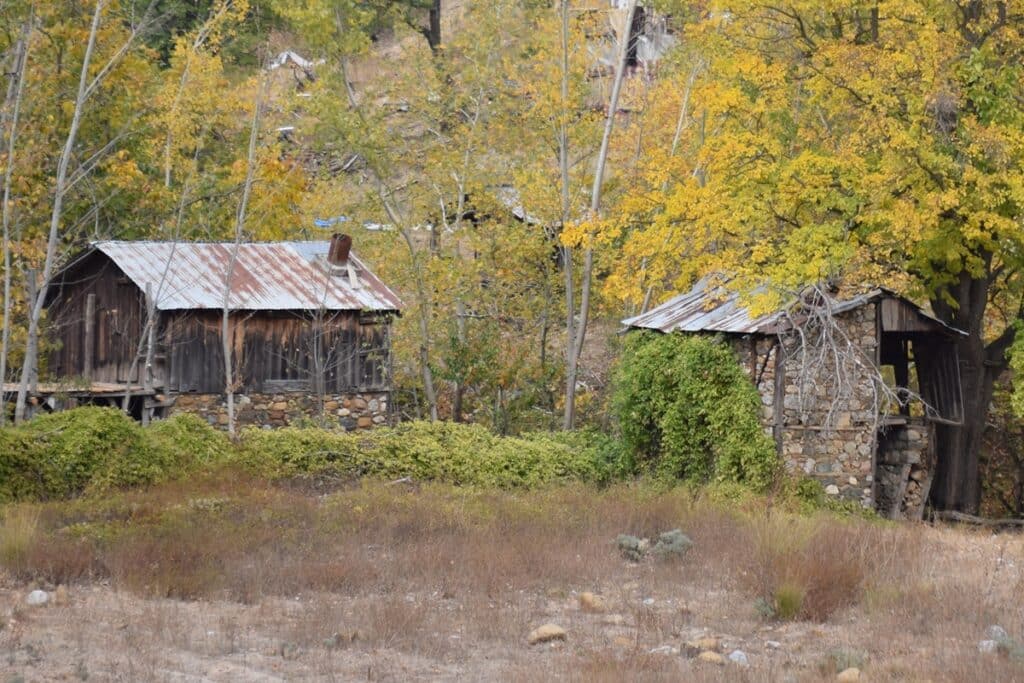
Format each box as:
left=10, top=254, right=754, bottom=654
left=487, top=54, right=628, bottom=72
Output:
left=84, top=292, right=95, bottom=382
left=143, top=282, right=155, bottom=426
left=934, top=510, right=1024, bottom=528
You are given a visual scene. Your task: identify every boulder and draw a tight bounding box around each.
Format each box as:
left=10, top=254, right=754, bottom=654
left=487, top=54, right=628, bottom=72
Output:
left=578, top=592, right=607, bottom=613
left=986, top=625, right=1009, bottom=641
left=691, top=637, right=720, bottom=653
left=728, top=650, right=749, bottom=666
left=697, top=651, right=725, bottom=665
left=25, top=590, right=49, bottom=607
left=836, top=668, right=860, bottom=682
left=528, top=624, right=567, bottom=645
left=978, top=640, right=999, bottom=654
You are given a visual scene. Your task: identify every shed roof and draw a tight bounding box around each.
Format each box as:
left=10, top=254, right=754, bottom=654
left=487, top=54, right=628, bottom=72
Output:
left=622, top=277, right=964, bottom=337
left=57, top=241, right=403, bottom=313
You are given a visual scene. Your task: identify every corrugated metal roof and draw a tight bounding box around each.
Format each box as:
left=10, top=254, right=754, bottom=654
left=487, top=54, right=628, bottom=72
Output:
left=622, top=277, right=783, bottom=334
left=76, top=241, right=402, bottom=312
left=622, top=277, right=964, bottom=336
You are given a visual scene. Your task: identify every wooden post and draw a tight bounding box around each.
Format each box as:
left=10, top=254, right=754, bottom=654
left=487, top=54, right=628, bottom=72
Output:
left=83, top=292, right=95, bottom=382
left=142, top=282, right=155, bottom=426
left=894, top=339, right=910, bottom=416
left=26, top=268, right=37, bottom=392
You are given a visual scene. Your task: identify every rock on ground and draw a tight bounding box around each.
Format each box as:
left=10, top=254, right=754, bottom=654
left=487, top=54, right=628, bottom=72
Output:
left=527, top=624, right=567, bottom=645
left=697, top=651, right=725, bottom=665
left=689, top=637, right=720, bottom=653
left=578, top=591, right=606, bottom=613
left=728, top=649, right=749, bottom=666
left=836, top=667, right=861, bottom=682
left=25, top=590, right=49, bottom=606
left=986, top=625, right=1009, bottom=641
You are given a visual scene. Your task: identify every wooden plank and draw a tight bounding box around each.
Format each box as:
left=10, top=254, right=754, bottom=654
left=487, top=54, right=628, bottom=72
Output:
left=84, top=293, right=95, bottom=381
left=880, top=298, right=936, bottom=333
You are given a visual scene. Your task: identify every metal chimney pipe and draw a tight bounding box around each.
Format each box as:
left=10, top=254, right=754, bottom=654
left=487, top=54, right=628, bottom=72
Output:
left=327, top=233, right=352, bottom=265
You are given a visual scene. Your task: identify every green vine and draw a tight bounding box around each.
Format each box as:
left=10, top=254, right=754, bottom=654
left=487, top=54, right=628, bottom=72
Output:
left=613, top=331, right=778, bottom=490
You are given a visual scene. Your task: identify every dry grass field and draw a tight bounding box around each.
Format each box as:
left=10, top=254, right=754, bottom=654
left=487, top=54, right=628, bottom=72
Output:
left=1, top=474, right=1023, bottom=682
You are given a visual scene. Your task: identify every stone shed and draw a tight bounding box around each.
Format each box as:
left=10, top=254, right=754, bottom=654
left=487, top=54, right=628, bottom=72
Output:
left=622, top=278, right=966, bottom=519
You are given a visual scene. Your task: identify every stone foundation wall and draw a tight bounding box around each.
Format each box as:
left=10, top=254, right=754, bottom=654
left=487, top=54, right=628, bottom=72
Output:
left=169, top=392, right=390, bottom=430
left=875, top=422, right=932, bottom=519
left=731, top=304, right=878, bottom=508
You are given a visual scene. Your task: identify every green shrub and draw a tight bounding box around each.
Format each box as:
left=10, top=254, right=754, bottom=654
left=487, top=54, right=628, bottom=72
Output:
left=232, top=426, right=368, bottom=478
left=233, top=421, right=614, bottom=489
left=613, top=331, right=778, bottom=490
left=145, top=413, right=232, bottom=470
left=0, top=408, right=231, bottom=502
left=779, top=476, right=877, bottom=518
left=0, top=428, right=46, bottom=502
left=773, top=582, right=805, bottom=620
left=1, top=407, right=149, bottom=499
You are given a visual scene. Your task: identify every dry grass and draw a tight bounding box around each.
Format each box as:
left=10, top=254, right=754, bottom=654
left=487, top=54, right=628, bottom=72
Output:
left=1, top=476, right=1023, bottom=681
left=0, top=505, right=40, bottom=571
left=744, top=512, right=920, bottom=621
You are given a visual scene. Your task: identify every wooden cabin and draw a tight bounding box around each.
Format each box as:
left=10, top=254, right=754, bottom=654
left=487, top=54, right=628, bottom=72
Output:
left=22, top=235, right=402, bottom=428
left=623, top=278, right=966, bottom=519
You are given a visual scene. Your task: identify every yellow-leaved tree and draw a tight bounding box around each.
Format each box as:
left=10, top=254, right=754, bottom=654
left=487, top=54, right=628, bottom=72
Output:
left=613, top=1, right=1024, bottom=513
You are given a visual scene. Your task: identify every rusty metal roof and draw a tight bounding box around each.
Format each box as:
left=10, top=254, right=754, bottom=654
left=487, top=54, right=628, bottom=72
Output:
left=622, top=277, right=964, bottom=336
left=69, top=241, right=402, bottom=312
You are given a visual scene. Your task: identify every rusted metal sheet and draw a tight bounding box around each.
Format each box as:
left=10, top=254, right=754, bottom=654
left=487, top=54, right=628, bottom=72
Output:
left=79, top=241, right=402, bottom=312
left=622, top=277, right=965, bottom=337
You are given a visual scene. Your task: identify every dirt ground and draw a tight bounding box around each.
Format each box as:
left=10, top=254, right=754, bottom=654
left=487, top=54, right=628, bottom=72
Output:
left=1, top=483, right=1023, bottom=682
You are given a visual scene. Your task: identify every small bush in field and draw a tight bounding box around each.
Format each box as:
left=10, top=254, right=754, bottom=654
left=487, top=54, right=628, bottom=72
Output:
left=773, top=582, right=805, bottom=620
left=747, top=514, right=889, bottom=621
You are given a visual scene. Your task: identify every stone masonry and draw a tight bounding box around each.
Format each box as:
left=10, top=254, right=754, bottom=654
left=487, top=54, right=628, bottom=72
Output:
left=732, top=304, right=879, bottom=507
left=169, top=392, right=390, bottom=430
left=875, top=422, right=932, bottom=519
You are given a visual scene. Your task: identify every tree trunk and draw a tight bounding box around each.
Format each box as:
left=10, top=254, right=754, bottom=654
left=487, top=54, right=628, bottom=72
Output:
left=0, top=18, right=30, bottom=425
left=222, top=75, right=264, bottom=437
left=452, top=299, right=466, bottom=422
left=563, top=0, right=638, bottom=430
left=930, top=266, right=1013, bottom=514
left=557, top=0, right=576, bottom=430
left=15, top=1, right=104, bottom=424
